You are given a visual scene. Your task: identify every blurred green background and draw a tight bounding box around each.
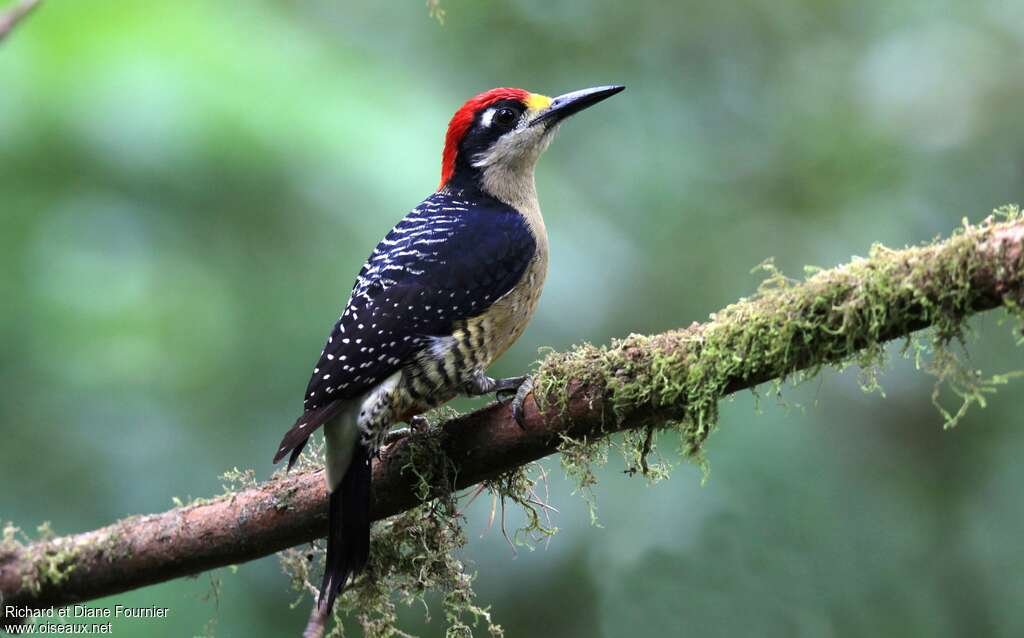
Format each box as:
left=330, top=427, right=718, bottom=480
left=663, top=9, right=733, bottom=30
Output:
left=3, top=0, right=1024, bottom=635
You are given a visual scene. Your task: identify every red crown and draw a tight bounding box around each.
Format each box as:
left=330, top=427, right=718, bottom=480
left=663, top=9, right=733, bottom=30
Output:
left=439, top=88, right=531, bottom=189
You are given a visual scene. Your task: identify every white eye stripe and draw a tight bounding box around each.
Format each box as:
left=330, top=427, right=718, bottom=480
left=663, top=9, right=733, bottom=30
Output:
left=481, top=108, right=496, bottom=128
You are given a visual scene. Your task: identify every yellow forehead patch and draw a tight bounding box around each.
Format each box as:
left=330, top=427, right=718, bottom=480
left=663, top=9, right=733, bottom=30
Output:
left=526, top=93, right=553, bottom=111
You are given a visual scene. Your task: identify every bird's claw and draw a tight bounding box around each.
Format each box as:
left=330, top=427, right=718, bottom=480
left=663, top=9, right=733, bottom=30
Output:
left=492, top=375, right=526, bottom=400
left=468, top=373, right=532, bottom=428
left=509, top=376, right=533, bottom=429
left=383, top=415, right=430, bottom=449
left=409, top=415, right=429, bottom=432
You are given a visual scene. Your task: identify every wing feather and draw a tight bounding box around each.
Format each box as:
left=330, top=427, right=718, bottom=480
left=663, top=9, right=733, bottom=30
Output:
left=273, top=190, right=536, bottom=465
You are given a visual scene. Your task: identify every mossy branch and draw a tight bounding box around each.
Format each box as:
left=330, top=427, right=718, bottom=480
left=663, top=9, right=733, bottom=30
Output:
left=2, top=212, right=1023, bottom=628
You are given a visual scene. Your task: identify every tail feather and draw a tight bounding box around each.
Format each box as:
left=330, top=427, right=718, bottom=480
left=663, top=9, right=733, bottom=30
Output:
left=318, top=440, right=372, bottom=614
left=287, top=439, right=307, bottom=470
left=272, top=401, right=345, bottom=469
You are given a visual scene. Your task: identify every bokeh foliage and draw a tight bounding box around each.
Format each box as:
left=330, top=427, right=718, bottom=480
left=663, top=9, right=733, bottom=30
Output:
left=3, top=0, right=1024, bottom=635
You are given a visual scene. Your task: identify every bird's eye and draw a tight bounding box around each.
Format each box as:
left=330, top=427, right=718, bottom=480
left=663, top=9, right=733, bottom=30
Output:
left=494, top=108, right=518, bottom=127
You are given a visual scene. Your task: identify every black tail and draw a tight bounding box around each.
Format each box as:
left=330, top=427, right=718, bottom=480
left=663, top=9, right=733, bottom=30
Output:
left=318, top=440, right=372, bottom=614
left=273, top=401, right=346, bottom=471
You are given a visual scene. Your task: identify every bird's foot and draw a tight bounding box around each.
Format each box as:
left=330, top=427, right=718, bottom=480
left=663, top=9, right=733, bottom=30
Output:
left=492, top=375, right=527, bottom=399
left=409, top=414, right=429, bottom=432
left=492, top=375, right=524, bottom=402
left=464, top=372, right=532, bottom=428
left=463, top=372, right=525, bottom=397
left=511, top=376, right=534, bottom=428
left=497, top=376, right=533, bottom=429
left=383, top=416, right=430, bottom=448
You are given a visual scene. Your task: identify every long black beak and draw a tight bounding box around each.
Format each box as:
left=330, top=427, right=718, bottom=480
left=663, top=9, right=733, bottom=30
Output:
left=530, top=84, right=625, bottom=128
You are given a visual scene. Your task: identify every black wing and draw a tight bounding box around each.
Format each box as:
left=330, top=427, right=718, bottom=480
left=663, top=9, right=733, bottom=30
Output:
left=273, top=190, right=536, bottom=465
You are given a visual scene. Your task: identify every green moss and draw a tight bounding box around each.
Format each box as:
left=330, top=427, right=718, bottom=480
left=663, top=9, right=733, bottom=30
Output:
left=1, top=522, right=81, bottom=596
left=23, top=542, right=80, bottom=596
left=1, top=522, right=27, bottom=560
left=170, top=467, right=261, bottom=511
left=557, top=433, right=608, bottom=525
left=541, top=207, right=1024, bottom=520
left=483, top=462, right=559, bottom=546
left=96, top=524, right=133, bottom=564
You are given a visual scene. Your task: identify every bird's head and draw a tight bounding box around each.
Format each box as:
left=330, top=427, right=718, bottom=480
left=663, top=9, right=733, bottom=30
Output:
left=439, top=85, right=624, bottom=202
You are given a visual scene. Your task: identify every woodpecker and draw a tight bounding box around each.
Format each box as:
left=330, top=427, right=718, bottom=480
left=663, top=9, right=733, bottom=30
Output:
left=272, top=84, right=624, bottom=614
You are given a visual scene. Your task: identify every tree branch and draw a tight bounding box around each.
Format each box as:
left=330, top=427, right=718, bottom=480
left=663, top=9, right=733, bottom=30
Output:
left=2, top=213, right=1023, bottom=625
left=0, top=0, right=41, bottom=44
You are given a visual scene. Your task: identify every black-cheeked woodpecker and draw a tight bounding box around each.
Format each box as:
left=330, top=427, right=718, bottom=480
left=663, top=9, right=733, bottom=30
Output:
left=272, top=84, right=625, bottom=614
